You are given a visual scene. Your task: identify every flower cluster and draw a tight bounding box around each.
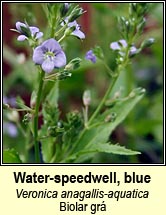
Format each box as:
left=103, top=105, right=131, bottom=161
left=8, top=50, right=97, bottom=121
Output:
left=110, top=39, right=138, bottom=58
left=14, top=3, right=86, bottom=73
left=15, top=21, right=43, bottom=41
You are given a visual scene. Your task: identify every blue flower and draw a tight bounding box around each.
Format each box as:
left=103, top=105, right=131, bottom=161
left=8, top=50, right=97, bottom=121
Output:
left=33, top=38, right=67, bottom=73
left=110, top=39, right=127, bottom=50
left=15, top=21, right=43, bottom=41
left=3, top=96, right=17, bottom=107
left=3, top=122, right=18, bottom=137
left=68, top=20, right=85, bottom=39
left=110, top=39, right=138, bottom=57
left=62, top=18, right=85, bottom=40
left=85, top=50, right=96, bottom=63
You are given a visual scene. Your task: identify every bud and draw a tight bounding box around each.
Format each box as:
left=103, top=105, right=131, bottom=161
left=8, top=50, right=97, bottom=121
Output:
left=17, top=53, right=26, bottom=64
left=19, top=24, right=31, bottom=37
left=47, top=126, right=56, bottom=137
left=125, top=20, right=131, bottom=35
left=83, top=90, right=91, bottom=106
left=3, top=103, right=10, bottom=110
left=129, top=91, right=136, bottom=98
left=30, top=91, right=37, bottom=108
left=7, top=110, right=19, bottom=123
left=22, top=113, right=32, bottom=124
left=129, top=3, right=137, bottom=15
left=140, top=38, right=155, bottom=49
left=93, top=46, right=104, bottom=60
left=118, top=16, right=127, bottom=33
left=57, top=71, right=72, bottom=80
left=129, top=46, right=139, bottom=58
left=68, top=6, right=85, bottom=22
left=60, top=3, right=70, bottom=17
left=104, top=113, right=117, bottom=123
left=137, top=18, right=146, bottom=34
left=65, top=58, right=82, bottom=70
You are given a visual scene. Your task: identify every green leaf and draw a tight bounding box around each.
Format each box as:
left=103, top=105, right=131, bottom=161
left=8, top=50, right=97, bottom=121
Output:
left=69, top=87, right=145, bottom=162
left=3, top=149, right=22, bottom=163
left=73, top=143, right=140, bottom=163
left=86, top=143, right=140, bottom=155
left=16, top=96, right=32, bottom=111
left=44, top=81, right=59, bottom=107
left=41, top=137, right=55, bottom=163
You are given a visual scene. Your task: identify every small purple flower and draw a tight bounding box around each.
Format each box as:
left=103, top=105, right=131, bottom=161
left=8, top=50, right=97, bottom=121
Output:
left=3, top=122, right=18, bottom=137
left=129, top=46, right=138, bottom=57
left=62, top=18, right=85, bottom=40
left=110, top=39, right=127, bottom=50
left=110, top=39, right=138, bottom=58
left=68, top=20, right=85, bottom=39
left=3, top=96, right=17, bottom=107
left=15, top=21, right=43, bottom=41
left=85, top=50, right=96, bottom=63
left=33, top=38, right=67, bottom=73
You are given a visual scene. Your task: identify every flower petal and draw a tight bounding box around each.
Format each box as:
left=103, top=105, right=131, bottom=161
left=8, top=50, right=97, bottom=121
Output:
left=36, top=32, right=43, bottom=39
left=110, top=42, right=121, bottom=50
left=119, top=39, right=127, bottom=48
left=29, top=26, right=39, bottom=36
left=33, top=46, right=44, bottom=64
left=42, top=59, right=55, bottom=73
left=72, top=29, right=85, bottom=39
left=3, top=122, right=18, bottom=137
left=68, top=20, right=77, bottom=28
left=17, top=35, right=27, bottom=41
left=16, top=21, right=27, bottom=32
left=52, top=51, right=67, bottom=68
left=42, top=38, right=62, bottom=53
left=85, top=50, right=96, bottom=63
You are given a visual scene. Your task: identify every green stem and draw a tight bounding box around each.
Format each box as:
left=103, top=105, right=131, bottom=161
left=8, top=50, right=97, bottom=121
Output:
left=87, top=74, right=119, bottom=127
left=103, top=61, right=115, bottom=77
left=66, top=71, right=119, bottom=159
left=54, top=23, right=68, bottom=38
left=58, top=34, right=67, bottom=43
left=16, top=122, right=27, bottom=137
left=33, top=69, right=45, bottom=163
left=50, top=15, right=57, bottom=38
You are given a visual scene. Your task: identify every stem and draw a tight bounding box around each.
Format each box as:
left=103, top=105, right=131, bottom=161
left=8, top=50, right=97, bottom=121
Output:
left=54, top=23, right=68, bottom=37
left=87, top=75, right=118, bottom=126
left=58, top=34, right=66, bottom=43
left=33, top=69, right=45, bottom=163
left=103, top=61, right=115, bottom=77
left=64, top=67, right=120, bottom=160
left=83, top=105, right=89, bottom=127
left=50, top=15, right=57, bottom=38
left=16, top=122, right=27, bottom=137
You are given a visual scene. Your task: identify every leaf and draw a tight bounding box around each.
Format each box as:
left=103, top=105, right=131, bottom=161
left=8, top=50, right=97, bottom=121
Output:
left=44, top=81, right=59, bottom=107
left=73, top=143, right=140, bottom=163
left=3, top=149, right=22, bottom=163
left=41, top=137, right=55, bottom=163
left=86, top=143, right=140, bottom=155
left=16, top=96, right=32, bottom=111
left=70, top=87, right=145, bottom=160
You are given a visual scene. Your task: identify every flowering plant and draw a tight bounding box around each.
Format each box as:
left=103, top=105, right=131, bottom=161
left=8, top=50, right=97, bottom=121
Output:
left=3, top=3, right=159, bottom=164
